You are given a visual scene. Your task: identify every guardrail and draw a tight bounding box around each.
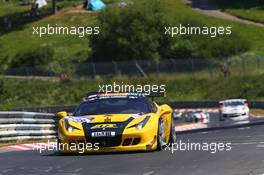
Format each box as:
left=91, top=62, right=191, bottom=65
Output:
left=2, top=100, right=264, bottom=143
left=0, top=112, right=57, bottom=142
left=13, top=105, right=77, bottom=113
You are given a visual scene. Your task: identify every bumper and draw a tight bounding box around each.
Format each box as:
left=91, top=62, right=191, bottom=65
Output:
left=221, top=113, right=249, bottom=122
left=221, top=112, right=248, bottom=118
left=57, top=141, right=157, bottom=154
left=58, top=128, right=158, bottom=153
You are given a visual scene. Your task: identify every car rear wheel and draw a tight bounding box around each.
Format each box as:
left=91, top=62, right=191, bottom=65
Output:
left=157, top=119, right=166, bottom=151
left=168, top=118, right=176, bottom=144
left=57, top=139, right=63, bottom=155
left=219, top=113, right=225, bottom=121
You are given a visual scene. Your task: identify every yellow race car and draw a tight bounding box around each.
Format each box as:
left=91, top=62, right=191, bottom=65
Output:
left=57, top=92, right=176, bottom=154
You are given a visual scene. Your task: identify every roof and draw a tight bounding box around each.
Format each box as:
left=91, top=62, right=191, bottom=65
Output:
left=219, top=99, right=247, bottom=103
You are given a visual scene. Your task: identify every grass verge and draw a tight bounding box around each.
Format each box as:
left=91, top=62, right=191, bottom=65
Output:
left=251, top=109, right=264, bottom=117
left=1, top=73, right=264, bottom=110
left=210, top=0, right=264, bottom=23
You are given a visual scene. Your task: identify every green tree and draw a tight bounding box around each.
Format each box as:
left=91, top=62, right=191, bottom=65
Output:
left=90, top=0, right=171, bottom=61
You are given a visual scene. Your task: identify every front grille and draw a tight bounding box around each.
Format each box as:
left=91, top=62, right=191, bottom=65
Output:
left=92, top=137, right=122, bottom=147
left=77, top=140, right=85, bottom=148
left=122, top=138, right=132, bottom=146
left=224, top=113, right=245, bottom=118
left=82, top=117, right=135, bottom=148
left=132, top=138, right=141, bottom=145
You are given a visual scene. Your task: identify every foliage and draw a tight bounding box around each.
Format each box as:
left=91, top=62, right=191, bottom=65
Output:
left=10, top=46, right=54, bottom=68
left=91, top=0, right=171, bottom=61
left=91, top=0, right=251, bottom=61
left=1, top=74, right=264, bottom=110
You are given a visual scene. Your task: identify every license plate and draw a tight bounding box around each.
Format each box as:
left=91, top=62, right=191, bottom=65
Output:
left=91, top=131, right=115, bottom=137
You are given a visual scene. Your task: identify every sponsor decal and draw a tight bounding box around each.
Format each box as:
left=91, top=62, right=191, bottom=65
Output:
left=99, top=93, right=128, bottom=97
left=131, top=114, right=142, bottom=119
left=92, top=124, right=117, bottom=129
left=84, top=92, right=145, bottom=102
left=104, top=116, right=112, bottom=122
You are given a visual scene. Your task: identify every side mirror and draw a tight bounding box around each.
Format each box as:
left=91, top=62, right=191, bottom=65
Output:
left=57, top=111, right=67, bottom=118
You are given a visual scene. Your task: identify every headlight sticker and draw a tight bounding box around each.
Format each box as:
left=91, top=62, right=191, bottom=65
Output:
left=71, top=117, right=94, bottom=123
left=131, top=114, right=142, bottom=119
left=85, top=117, right=95, bottom=123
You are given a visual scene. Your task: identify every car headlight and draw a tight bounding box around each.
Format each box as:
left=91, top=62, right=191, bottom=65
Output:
left=129, top=116, right=150, bottom=130
left=67, top=126, right=74, bottom=132
left=65, top=119, right=80, bottom=132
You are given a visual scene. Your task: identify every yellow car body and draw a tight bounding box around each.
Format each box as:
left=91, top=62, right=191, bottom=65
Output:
left=57, top=93, right=175, bottom=154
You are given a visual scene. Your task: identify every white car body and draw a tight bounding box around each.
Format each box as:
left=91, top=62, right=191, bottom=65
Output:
left=173, top=111, right=183, bottom=120
left=184, top=110, right=210, bottom=124
left=193, top=111, right=210, bottom=123
left=219, top=99, right=249, bottom=122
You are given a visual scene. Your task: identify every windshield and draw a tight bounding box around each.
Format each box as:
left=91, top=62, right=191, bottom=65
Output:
left=74, top=97, right=153, bottom=116
left=224, top=101, right=244, bottom=106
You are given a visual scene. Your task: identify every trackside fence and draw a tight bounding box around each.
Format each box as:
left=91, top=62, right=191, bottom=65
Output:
left=0, top=112, right=57, bottom=142
left=4, top=57, right=264, bottom=78
left=2, top=100, right=263, bottom=142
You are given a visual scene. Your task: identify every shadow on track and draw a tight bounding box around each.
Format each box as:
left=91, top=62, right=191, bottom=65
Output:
left=43, top=150, right=156, bottom=157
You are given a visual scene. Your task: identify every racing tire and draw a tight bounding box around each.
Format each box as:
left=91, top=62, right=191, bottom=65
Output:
left=219, top=113, right=225, bottom=121
left=57, top=139, right=67, bottom=156
left=168, top=118, right=176, bottom=144
left=56, top=139, right=63, bottom=155
left=157, top=119, right=166, bottom=151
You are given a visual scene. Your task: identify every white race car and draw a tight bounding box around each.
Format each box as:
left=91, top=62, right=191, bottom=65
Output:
left=219, top=99, right=249, bottom=122
left=184, top=110, right=210, bottom=123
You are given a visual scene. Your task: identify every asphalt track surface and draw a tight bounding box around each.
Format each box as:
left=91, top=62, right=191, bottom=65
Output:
left=1, top=124, right=264, bottom=175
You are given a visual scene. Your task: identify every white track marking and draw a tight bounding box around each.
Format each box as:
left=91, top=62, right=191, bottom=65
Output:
left=200, top=132, right=208, bottom=134
left=232, top=142, right=264, bottom=146
left=256, top=145, right=264, bottom=148
left=143, top=171, right=155, bottom=175
left=7, top=145, right=31, bottom=150
left=237, top=127, right=251, bottom=130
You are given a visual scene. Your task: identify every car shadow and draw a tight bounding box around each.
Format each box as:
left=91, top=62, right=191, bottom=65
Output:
left=43, top=150, right=155, bottom=157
